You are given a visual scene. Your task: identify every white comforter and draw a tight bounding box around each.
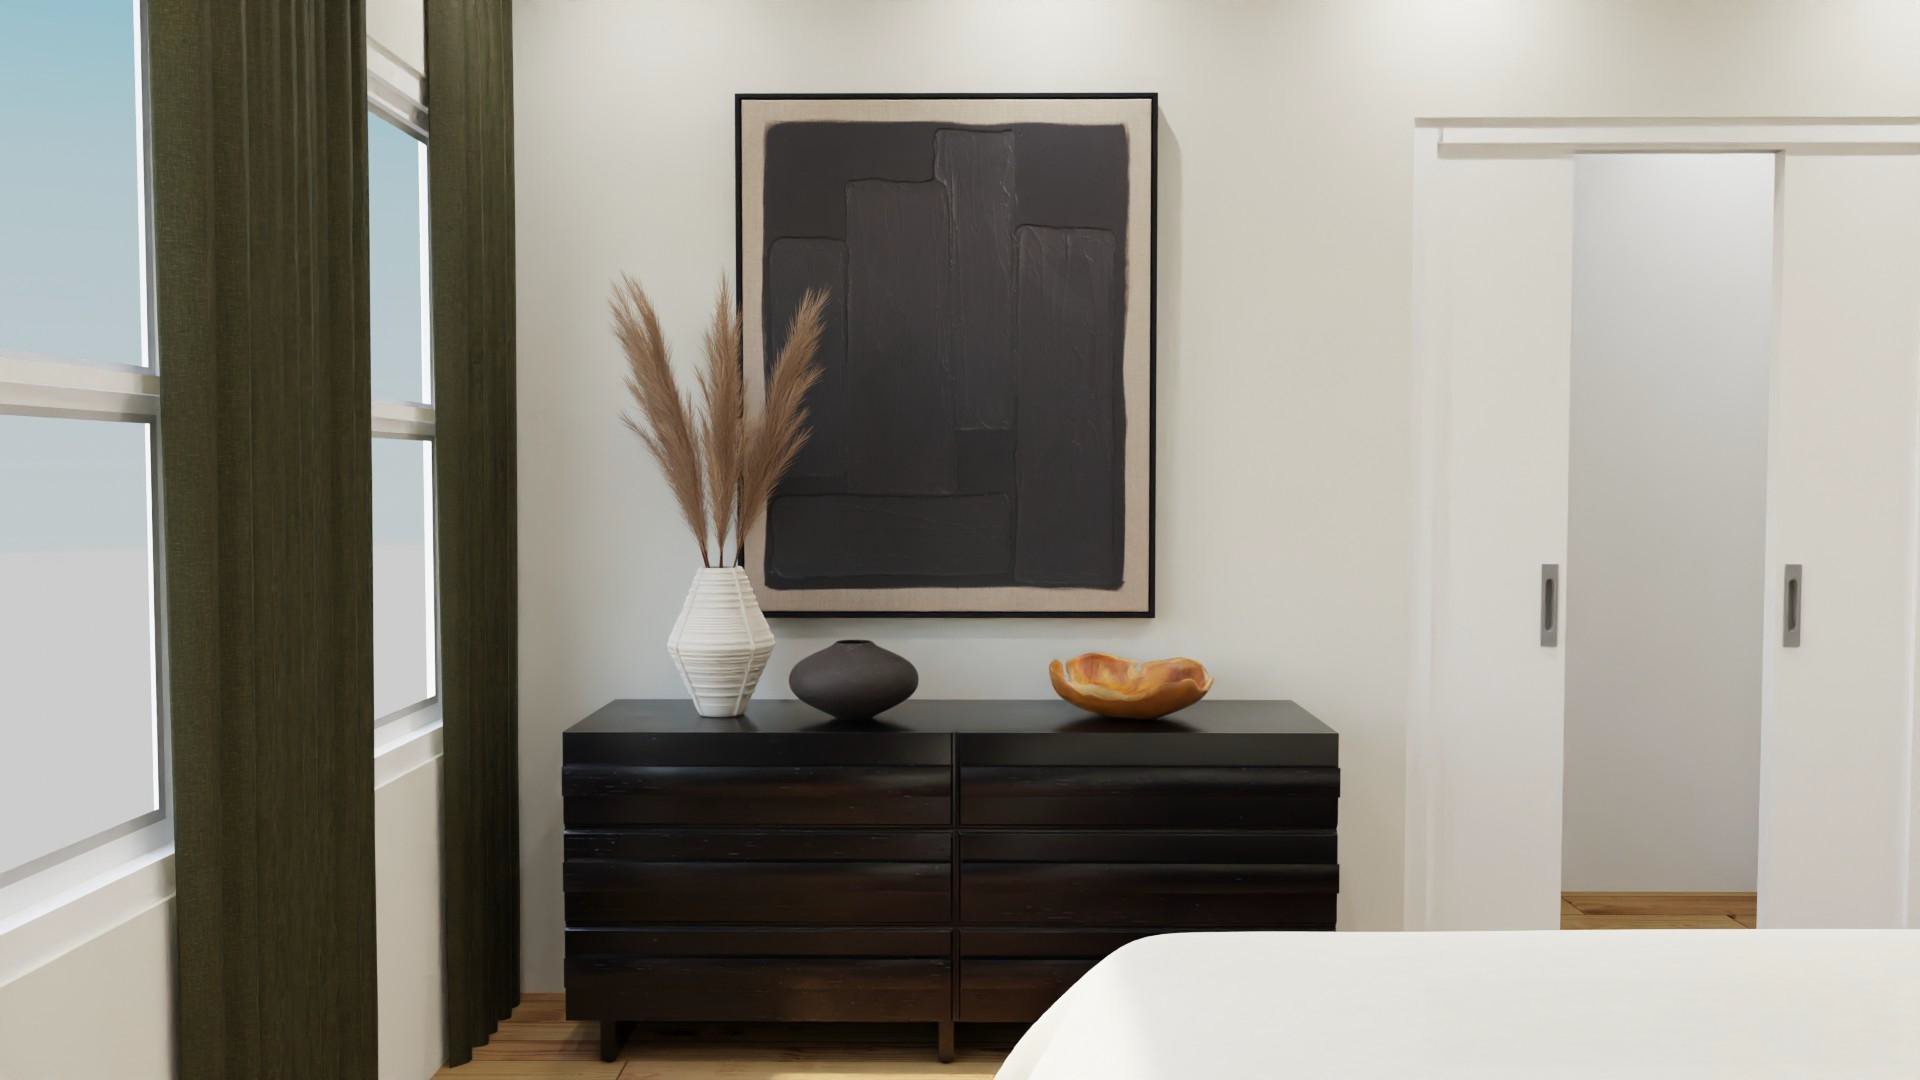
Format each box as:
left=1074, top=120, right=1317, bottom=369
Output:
left=997, top=930, right=1920, bottom=1079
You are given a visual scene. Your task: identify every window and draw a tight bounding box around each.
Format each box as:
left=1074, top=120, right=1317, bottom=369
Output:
left=1, top=3, right=147, bottom=369
left=0, top=419, right=158, bottom=873
left=370, top=112, right=431, bottom=405
left=368, top=55, right=438, bottom=736
left=373, top=436, right=436, bottom=719
left=0, top=0, right=167, bottom=914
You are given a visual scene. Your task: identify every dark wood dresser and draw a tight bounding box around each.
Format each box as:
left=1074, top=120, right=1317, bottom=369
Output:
left=562, top=699, right=1338, bottom=1061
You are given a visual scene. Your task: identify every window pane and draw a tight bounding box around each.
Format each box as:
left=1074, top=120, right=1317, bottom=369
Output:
left=369, top=112, right=429, bottom=403
left=0, top=416, right=158, bottom=873
left=374, top=438, right=436, bottom=718
left=0, top=1, right=145, bottom=367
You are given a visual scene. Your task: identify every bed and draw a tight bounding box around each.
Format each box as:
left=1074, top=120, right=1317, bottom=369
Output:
left=997, top=930, right=1920, bottom=1078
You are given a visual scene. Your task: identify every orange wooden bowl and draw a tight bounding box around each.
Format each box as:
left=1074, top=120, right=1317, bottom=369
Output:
left=1048, top=652, right=1214, bottom=720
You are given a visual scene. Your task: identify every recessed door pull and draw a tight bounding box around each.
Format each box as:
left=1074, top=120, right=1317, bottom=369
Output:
left=1783, top=564, right=1802, bottom=647
left=1540, top=564, right=1559, bottom=647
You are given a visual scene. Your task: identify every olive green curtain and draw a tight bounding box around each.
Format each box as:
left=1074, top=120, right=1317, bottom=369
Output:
left=149, top=1, right=378, bottom=1078
left=429, top=0, right=522, bottom=1065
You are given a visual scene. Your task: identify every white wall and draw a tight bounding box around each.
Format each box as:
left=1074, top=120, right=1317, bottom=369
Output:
left=1561, top=153, right=1774, bottom=892
left=375, top=743, right=446, bottom=1080
left=511, top=0, right=1920, bottom=988
left=369, top=0, right=426, bottom=74
left=0, top=900, right=174, bottom=1080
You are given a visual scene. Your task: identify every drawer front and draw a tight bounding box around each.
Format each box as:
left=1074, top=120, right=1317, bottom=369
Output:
left=960, top=766, right=1337, bottom=827
left=566, top=729, right=951, bottom=767
left=959, top=958, right=1092, bottom=1022
left=567, top=858, right=951, bottom=925
left=569, top=927, right=951, bottom=958
left=565, top=956, right=950, bottom=1022
left=956, top=930, right=1167, bottom=1023
left=955, top=723, right=1337, bottom=768
left=961, top=861, right=1337, bottom=927
left=564, top=764, right=951, bottom=826
left=960, top=830, right=1334, bottom=865
left=566, top=828, right=951, bottom=863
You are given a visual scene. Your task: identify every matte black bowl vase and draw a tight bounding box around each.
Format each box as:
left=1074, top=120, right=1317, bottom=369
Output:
left=789, top=640, right=919, bottom=720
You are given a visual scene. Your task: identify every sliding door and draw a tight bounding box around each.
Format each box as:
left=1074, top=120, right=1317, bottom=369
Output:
left=1408, top=140, right=1572, bottom=930
left=1415, top=125, right=1920, bottom=932
left=1759, top=153, right=1920, bottom=928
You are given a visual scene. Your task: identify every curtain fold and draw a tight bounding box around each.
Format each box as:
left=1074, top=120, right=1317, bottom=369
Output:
left=149, top=1, right=378, bottom=1078
left=429, top=0, right=522, bottom=1065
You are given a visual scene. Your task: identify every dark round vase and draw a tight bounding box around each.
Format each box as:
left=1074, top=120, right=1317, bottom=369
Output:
left=789, top=640, right=919, bottom=720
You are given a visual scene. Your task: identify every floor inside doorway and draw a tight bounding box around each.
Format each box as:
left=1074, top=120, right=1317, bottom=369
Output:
left=1562, top=891, right=1757, bottom=929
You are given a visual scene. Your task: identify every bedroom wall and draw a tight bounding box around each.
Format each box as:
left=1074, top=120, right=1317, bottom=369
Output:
left=375, top=747, right=446, bottom=1080
left=0, top=901, right=174, bottom=1080
left=368, top=0, right=426, bottom=73
left=511, top=0, right=1920, bottom=987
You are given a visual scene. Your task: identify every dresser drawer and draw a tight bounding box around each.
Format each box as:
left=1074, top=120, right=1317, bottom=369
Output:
left=564, top=764, right=951, bottom=826
left=959, top=957, right=1093, bottom=1022
left=960, top=830, right=1334, bottom=865
left=566, top=830, right=951, bottom=926
left=961, top=861, right=1337, bottom=928
left=569, top=927, right=952, bottom=958
left=959, top=765, right=1337, bottom=827
left=566, top=955, right=950, bottom=1022
left=566, top=828, right=951, bottom=862
left=956, top=930, right=1159, bottom=1023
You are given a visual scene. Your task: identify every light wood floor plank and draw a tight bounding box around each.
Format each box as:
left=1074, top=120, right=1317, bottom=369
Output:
left=437, top=1063, right=625, bottom=1078
left=443, top=1010, right=1009, bottom=1078
left=615, top=1046, right=1004, bottom=1079
left=1562, top=914, right=1745, bottom=930
left=1563, top=892, right=1757, bottom=917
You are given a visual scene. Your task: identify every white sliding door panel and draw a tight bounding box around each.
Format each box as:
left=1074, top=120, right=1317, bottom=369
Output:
left=1760, top=153, right=1920, bottom=928
left=1411, top=148, right=1573, bottom=930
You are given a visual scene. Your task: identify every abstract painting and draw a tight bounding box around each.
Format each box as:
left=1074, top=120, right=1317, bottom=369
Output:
left=738, top=94, right=1155, bottom=615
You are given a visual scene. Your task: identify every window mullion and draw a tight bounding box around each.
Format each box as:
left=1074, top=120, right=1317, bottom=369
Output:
left=372, top=401, right=435, bottom=438
left=0, top=353, right=160, bottom=421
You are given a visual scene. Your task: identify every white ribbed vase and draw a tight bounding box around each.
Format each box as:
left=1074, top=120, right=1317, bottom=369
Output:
left=667, top=566, right=775, bottom=717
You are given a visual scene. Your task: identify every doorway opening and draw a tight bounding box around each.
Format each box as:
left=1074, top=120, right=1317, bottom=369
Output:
left=1560, top=152, right=1773, bottom=930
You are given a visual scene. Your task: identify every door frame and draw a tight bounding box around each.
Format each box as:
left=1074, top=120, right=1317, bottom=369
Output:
left=1406, top=117, right=1920, bottom=930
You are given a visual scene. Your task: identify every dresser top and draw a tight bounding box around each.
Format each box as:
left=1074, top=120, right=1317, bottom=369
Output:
left=568, top=698, right=1333, bottom=737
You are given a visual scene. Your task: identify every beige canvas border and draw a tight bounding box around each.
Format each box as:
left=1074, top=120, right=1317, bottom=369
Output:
left=740, top=95, right=1153, bottom=615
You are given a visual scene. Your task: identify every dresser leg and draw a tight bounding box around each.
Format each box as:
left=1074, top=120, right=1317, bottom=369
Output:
left=599, top=1020, right=628, bottom=1062
left=937, top=1019, right=956, bottom=1063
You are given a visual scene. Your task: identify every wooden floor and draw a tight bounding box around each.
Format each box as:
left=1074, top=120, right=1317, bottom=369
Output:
left=1562, top=891, right=1757, bottom=930
left=435, top=996, right=1007, bottom=1078
left=442, top=895, right=1756, bottom=1078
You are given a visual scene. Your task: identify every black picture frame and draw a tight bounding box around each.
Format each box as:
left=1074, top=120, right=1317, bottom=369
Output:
left=736, top=92, right=1157, bottom=618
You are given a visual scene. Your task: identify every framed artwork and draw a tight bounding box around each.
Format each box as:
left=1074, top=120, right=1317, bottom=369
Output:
left=737, top=93, right=1157, bottom=616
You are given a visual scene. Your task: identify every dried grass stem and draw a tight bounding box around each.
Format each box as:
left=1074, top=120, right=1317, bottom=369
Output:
left=613, top=275, right=827, bottom=567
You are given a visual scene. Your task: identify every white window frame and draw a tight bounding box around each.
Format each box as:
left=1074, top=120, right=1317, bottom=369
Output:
left=0, top=0, right=172, bottom=937
left=369, top=41, right=441, bottom=746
